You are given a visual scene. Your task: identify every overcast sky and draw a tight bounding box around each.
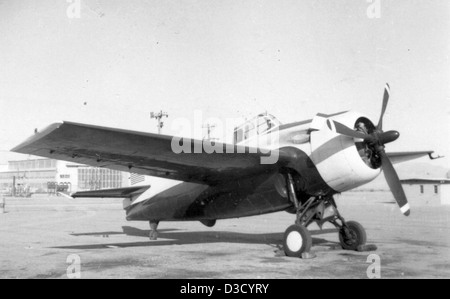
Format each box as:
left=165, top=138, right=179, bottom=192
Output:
left=0, top=0, right=449, bottom=168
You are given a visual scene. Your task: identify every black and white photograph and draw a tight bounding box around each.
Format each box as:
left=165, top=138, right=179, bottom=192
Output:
left=0, top=0, right=449, bottom=280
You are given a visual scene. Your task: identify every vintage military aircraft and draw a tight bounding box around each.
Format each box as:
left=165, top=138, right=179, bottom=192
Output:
left=12, top=84, right=437, bottom=257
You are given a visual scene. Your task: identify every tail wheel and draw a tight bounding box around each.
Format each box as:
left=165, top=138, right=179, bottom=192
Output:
left=339, top=221, right=367, bottom=250
left=149, top=231, right=158, bottom=240
left=283, top=224, right=312, bottom=257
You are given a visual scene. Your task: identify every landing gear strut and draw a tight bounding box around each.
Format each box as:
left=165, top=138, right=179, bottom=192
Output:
left=283, top=174, right=367, bottom=257
left=149, top=220, right=159, bottom=240
left=300, top=196, right=367, bottom=251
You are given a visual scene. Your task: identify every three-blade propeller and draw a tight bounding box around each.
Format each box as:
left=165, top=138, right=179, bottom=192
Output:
left=326, top=84, right=410, bottom=216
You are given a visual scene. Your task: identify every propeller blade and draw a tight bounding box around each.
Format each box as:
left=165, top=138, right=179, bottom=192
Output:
left=380, top=150, right=410, bottom=216
left=326, top=119, right=370, bottom=140
left=377, top=83, right=390, bottom=130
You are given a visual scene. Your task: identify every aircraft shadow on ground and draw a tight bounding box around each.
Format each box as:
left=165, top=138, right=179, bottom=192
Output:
left=52, top=226, right=339, bottom=250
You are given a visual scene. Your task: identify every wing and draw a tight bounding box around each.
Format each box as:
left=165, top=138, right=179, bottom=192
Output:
left=71, top=185, right=150, bottom=199
left=11, top=122, right=282, bottom=185
left=387, top=151, right=435, bottom=164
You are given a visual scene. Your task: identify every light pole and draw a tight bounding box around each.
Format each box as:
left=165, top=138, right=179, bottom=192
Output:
left=202, top=123, right=217, bottom=141
left=150, top=110, right=169, bottom=134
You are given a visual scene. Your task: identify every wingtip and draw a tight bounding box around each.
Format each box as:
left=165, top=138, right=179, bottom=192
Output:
left=10, top=122, right=64, bottom=154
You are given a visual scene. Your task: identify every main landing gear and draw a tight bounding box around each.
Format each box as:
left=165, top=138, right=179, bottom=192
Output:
left=283, top=183, right=367, bottom=258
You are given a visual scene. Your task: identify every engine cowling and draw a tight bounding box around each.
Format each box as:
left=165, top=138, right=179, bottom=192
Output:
left=309, top=111, right=381, bottom=193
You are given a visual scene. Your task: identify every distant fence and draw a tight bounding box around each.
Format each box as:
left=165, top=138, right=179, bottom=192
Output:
left=47, top=182, right=71, bottom=195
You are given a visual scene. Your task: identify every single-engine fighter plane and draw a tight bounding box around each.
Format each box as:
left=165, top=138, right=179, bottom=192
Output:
left=12, top=84, right=438, bottom=257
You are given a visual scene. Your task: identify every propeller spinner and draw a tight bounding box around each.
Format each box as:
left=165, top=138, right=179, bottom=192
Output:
left=326, top=84, right=410, bottom=216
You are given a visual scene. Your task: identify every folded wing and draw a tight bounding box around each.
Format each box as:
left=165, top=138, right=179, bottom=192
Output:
left=12, top=122, right=281, bottom=185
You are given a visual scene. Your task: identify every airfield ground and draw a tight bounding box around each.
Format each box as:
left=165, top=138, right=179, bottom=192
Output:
left=0, top=191, right=449, bottom=279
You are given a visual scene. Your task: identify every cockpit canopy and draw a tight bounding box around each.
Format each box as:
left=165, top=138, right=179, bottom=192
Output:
left=233, top=113, right=281, bottom=144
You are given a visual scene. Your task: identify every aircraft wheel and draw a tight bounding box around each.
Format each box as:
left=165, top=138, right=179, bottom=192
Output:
left=283, top=224, right=312, bottom=257
left=149, top=230, right=158, bottom=240
left=339, top=221, right=367, bottom=251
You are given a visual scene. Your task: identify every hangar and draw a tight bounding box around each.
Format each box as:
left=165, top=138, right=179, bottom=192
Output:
left=0, top=158, right=130, bottom=196
left=400, top=178, right=450, bottom=206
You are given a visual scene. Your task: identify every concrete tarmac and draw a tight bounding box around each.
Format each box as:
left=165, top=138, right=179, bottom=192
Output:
left=0, top=192, right=449, bottom=279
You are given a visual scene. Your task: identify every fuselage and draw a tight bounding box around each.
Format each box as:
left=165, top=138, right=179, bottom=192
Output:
left=125, top=111, right=382, bottom=222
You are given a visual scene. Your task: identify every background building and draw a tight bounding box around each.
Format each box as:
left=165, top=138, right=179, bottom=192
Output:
left=400, top=178, right=450, bottom=205
left=0, top=158, right=130, bottom=195
left=71, top=165, right=127, bottom=191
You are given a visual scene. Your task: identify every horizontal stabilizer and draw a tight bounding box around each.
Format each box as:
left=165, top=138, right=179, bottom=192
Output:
left=71, top=185, right=150, bottom=199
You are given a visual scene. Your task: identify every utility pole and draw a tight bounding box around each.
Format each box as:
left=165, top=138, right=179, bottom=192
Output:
left=12, top=176, right=16, bottom=197
left=202, top=123, right=217, bottom=141
left=150, top=110, right=169, bottom=134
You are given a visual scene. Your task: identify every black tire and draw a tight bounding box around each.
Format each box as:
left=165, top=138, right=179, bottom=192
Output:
left=283, top=224, right=312, bottom=257
left=339, top=221, right=367, bottom=251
